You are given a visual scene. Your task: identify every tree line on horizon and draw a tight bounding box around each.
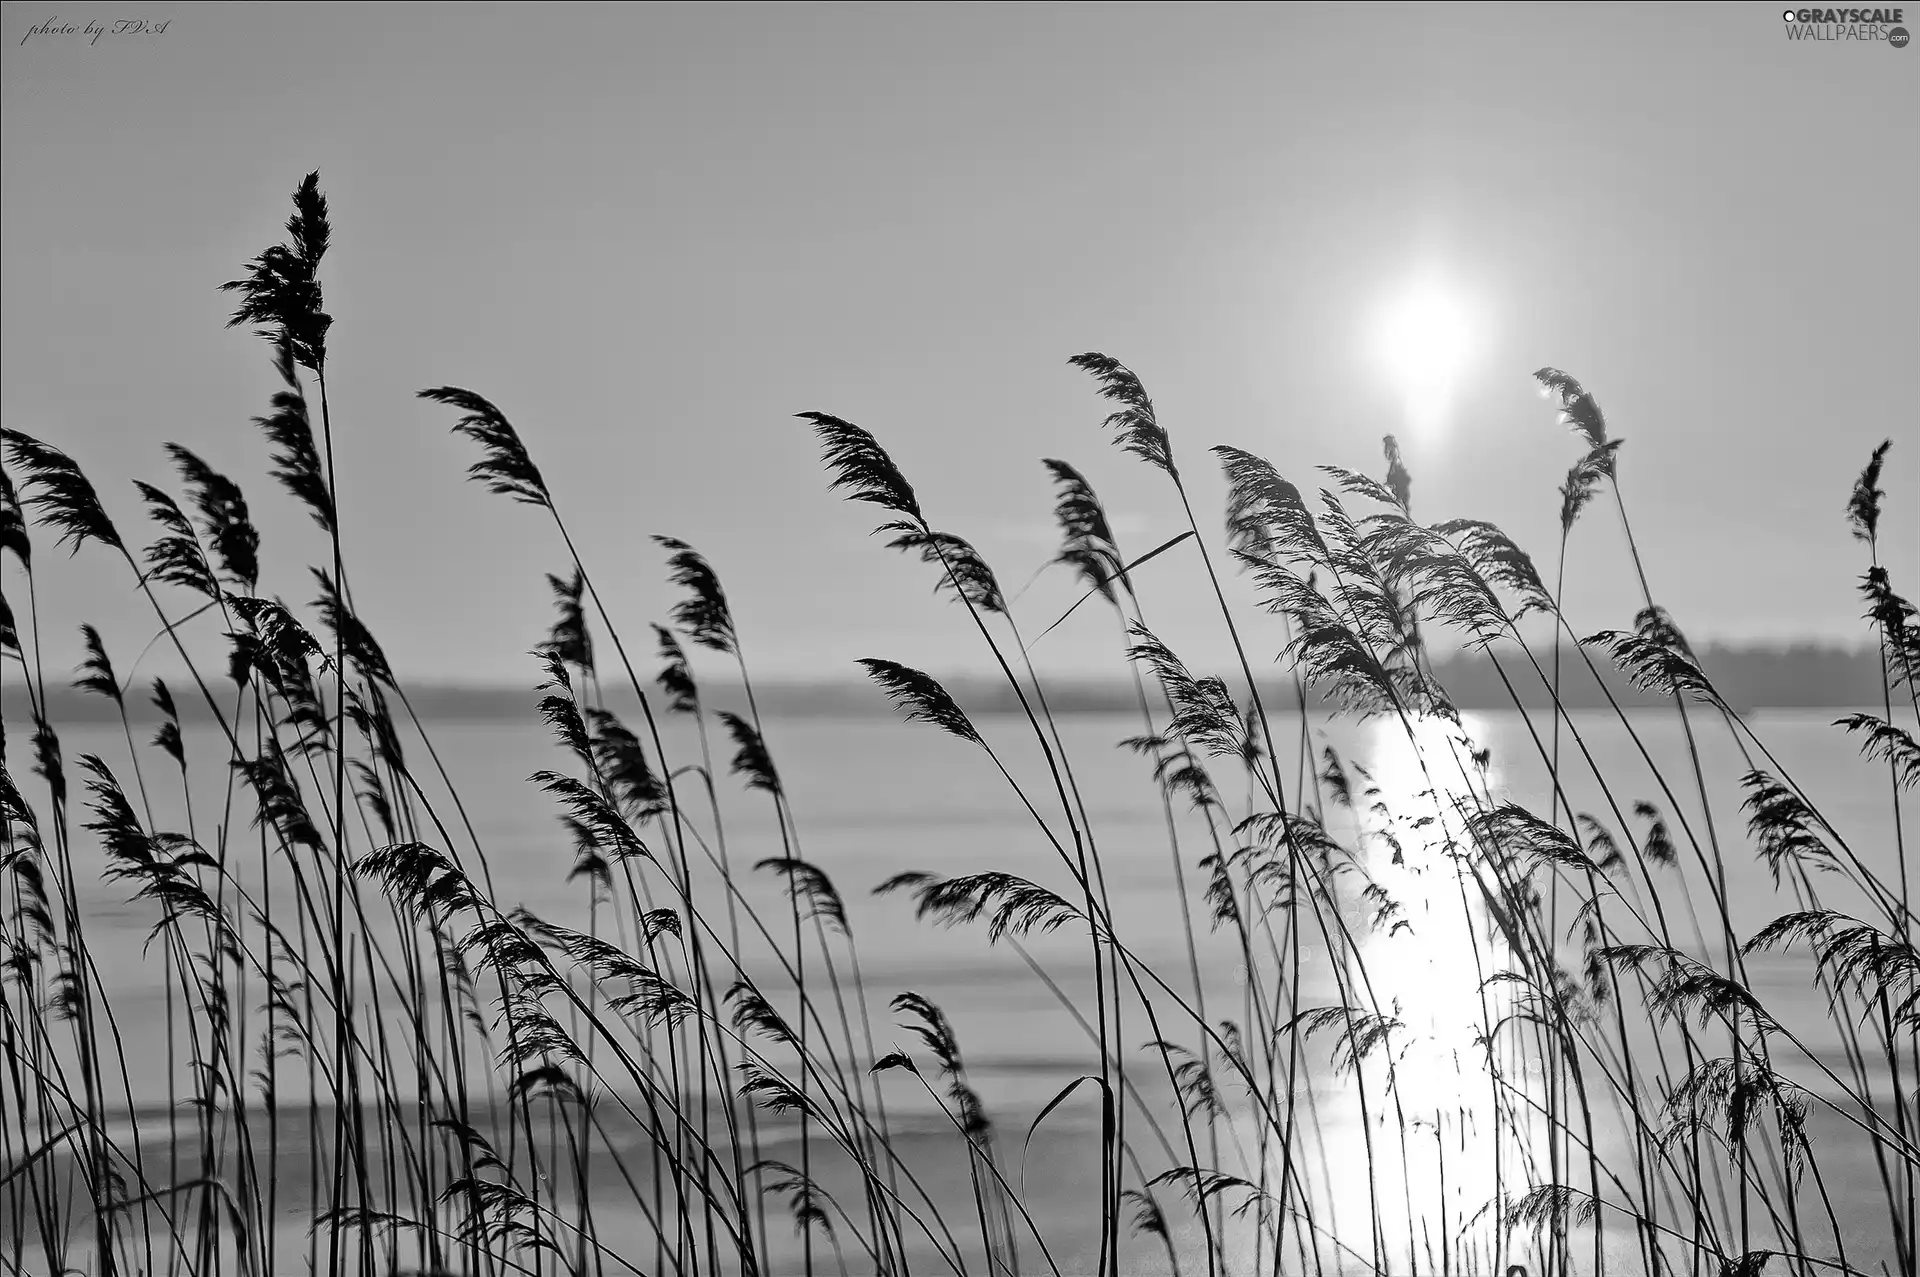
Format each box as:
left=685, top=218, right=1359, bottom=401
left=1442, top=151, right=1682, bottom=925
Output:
left=24, top=639, right=1896, bottom=724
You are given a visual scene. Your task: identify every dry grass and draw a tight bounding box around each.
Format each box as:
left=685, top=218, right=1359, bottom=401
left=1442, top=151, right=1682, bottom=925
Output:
left=2, top=173, right=1914, bottom=1277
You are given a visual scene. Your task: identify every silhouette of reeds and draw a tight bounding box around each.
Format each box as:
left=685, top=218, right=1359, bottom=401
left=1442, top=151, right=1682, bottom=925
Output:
left=1, top=173, right=1913, bottom=1277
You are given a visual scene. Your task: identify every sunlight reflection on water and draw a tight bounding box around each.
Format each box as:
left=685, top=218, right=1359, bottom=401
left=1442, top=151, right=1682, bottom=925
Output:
left=1297, top=711, right=1523, bottom=1272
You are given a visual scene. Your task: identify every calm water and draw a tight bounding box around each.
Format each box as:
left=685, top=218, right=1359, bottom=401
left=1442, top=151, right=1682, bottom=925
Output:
left=21, top=705, right=1917, bottom=1274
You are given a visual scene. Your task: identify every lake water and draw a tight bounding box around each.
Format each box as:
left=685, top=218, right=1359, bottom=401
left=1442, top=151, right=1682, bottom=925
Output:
left=15, top=704, right=1916, bottom=1275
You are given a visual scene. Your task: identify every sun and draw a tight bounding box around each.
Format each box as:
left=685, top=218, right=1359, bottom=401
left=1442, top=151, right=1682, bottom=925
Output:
left=1370, top=280, right=1478, bottom=434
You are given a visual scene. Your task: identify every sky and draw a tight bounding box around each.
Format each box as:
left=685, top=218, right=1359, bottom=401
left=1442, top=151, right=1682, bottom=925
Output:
left=3, top=1, right=1916, bottom=689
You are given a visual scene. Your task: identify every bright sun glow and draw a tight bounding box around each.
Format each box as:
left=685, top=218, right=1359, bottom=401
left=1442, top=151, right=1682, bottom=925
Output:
left=1371, top=281, right=1478, bottom=434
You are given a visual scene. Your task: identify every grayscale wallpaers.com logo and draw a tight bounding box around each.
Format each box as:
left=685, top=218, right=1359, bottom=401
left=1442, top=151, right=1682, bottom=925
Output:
left=1782, top=6, right=1910, bottom=44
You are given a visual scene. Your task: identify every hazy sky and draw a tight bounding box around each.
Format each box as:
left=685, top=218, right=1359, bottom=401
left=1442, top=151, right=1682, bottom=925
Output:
left=4, top=2, right=1916, bottom=688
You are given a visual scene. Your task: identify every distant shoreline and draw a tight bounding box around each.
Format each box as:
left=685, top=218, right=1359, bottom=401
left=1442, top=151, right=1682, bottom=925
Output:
left=15, top=642, right=1895, bottom=724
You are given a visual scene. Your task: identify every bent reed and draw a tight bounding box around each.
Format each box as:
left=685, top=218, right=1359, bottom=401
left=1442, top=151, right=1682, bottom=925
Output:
left=2, top=174, right=1914, bottom=1277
